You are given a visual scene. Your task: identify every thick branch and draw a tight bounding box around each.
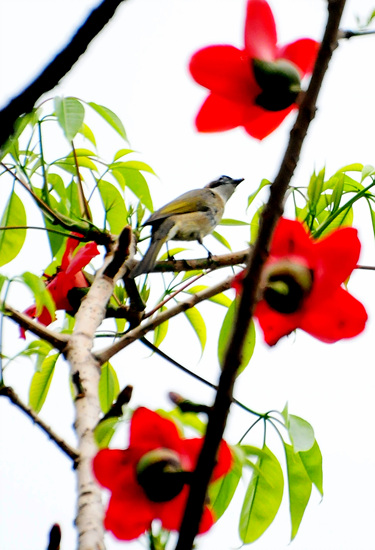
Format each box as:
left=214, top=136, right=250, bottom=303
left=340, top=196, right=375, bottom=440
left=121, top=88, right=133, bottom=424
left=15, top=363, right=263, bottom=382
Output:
left=143, top=248, right=250, bottom=274
left=0, top=0, right=128, bottom=149
left=0, top=385, right=79, bottom=462
left=96, top=275, right=234, bottom=365
left=175, top=2, right=347, bottom=549
left=64, top=228, right=132, bottom=550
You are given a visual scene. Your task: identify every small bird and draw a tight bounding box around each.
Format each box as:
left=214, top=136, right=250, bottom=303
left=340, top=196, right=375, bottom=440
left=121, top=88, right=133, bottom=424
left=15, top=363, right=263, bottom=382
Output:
left=129, top=175, right=244, bottom=278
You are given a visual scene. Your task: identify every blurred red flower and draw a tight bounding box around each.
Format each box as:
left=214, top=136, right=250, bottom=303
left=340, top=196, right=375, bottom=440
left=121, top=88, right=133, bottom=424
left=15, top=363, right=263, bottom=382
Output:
left=189, top=0, right=319, bottom=139
left=21, top=235, right=99, bottom=336
left=93, top=407, right=233, bottom=540
left=233, top=218, right=367, bottom=345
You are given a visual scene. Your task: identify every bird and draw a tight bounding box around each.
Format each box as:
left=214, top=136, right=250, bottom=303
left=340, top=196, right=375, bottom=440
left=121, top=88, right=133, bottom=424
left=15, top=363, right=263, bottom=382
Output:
left=129, top=175, right=244, bottom=278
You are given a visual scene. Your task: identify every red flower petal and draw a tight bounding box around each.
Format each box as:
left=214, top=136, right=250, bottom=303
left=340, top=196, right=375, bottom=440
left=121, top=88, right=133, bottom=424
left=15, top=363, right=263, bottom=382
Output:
left=129, top=408, right=183, bottom=455
left=157, top=486, right=215, bottom=534
left=278, top=38, right=319, bottom=77
left=195, top=94, right=246, bottom=133
left=270, top=218, right=315, bottom=262
left=93, top=449, right=131, bottom=490
left=65, top=241, right=99, bottom=277
left=104, top=487, right=154, bottom=540
left=300, top=287, right=368, bottom=342
left=243, top=103, right=295, bottom=140
left=244, top=0, right=277, bottom=61
left=255, top=299, right=302, bottom=346
left=189, top=45, right=258, bottom=103
left=311, top=227, right=361, bottom=300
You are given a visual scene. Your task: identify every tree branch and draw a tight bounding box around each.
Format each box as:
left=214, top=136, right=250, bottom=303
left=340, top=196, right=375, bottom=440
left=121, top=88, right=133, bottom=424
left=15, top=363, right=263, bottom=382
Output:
left=0, top=385, right=79, bottom=462
left=96, top=274, right=234, bottom=365
left=175, top=2, right=347, bottom=548
left=3, top=304, right=68, bottom=350
left=64, top=227, right=132, bottom=550
left=0, top=0, right=128, bottom=149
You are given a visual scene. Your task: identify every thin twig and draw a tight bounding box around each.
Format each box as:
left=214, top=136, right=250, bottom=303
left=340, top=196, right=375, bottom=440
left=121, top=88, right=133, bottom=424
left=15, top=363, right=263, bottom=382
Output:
left=175, top=2, right=347, bottom=548
left=3, top=304, right=68, bottom=350
left=0, top=385, right=79, bottom=462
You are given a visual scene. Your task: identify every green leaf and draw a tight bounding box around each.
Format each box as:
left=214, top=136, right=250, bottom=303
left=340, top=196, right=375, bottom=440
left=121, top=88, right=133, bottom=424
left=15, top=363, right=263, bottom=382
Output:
left=21, top=271, right=55, bottom=319
left=282, top=407, right=315, bottom=452
left=98, top=362, right=120, bottom=414
left=153, top=308, right=169, bottom=348
left=111, top=164, right=154, bottom=211
left=97, top=180, right=127, bottom=235
left=210, top=445, right=244, bottom=520
left=284, top=443, right=312, bottom=540
left=94, top=417, right=119, bottom=448
left=88, top=102, right=127, bottom=140
left=218, top=300, right=255, bottom=375
left=299, top=439, right=323, bottom=496
left=29, top=353, right=59, bottom=413
left=330, top=172, right=345, bottom=213
left=239, top=445, right=284, bottom=543
left=78, top=122, right=97, bottom=146
left=54, top=97, right=85, bottom=142
left=0, top=191, right=27, bottom=267
left=361, top=164, right=375, bottom=182
left=0, top=110, right=38, bottom=161
left=247, top=178, right=270, bottom=209
left=212, top=230, right=231, bottom=251
left=161, top=407, right=206, bottom=435
left=183, top=307, right=206, bottom=354
left=19, top=340, right=53, bottom=371
left=307, top=167, right=325, bottom=207
left=113, top=148, right=134, bottom=161
left=220, top=218, right=249, bottom=226
left=186, top=286, right=231, bottom=308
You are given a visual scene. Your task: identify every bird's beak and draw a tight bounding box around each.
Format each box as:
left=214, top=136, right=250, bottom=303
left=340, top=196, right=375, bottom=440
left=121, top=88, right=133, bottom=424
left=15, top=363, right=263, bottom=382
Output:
left=234, top=178, right=244, bottom=186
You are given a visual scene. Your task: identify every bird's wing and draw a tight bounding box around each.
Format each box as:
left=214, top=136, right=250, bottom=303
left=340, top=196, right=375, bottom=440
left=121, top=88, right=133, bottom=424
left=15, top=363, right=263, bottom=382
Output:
left=145, top=189, right=215, bottom=225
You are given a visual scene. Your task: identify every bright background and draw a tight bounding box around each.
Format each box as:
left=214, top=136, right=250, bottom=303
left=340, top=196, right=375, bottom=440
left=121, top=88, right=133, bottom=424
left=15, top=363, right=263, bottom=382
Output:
left=1, top=1, right=375, bottom=549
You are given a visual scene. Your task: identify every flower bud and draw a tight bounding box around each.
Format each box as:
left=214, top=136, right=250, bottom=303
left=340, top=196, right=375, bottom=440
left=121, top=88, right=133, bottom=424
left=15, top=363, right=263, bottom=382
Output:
left=252, top=58, right=302, bottom=111
left=136, top=448, right=189, bottom=502
left=262, top=260, right=313, bottom=314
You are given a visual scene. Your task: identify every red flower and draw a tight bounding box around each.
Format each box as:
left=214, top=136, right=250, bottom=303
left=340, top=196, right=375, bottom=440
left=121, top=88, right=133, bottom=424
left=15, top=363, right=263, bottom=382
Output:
left=93, top=407, right=233, bottom=541
left=21, top=235, right=99, bottom=336
left=189, top=0, right=319, bottom=140
left=233, top=218, right=367, bottom=345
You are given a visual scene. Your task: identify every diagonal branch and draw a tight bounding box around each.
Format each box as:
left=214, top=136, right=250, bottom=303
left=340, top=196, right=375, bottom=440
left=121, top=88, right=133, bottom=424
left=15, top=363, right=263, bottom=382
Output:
left=96, top=275, right=234, bottom=365
left=0, top=0, right=128, bottom=149
left=0, top=385, right=79, bottom=462
left=174, top=1, right=348, bottom=549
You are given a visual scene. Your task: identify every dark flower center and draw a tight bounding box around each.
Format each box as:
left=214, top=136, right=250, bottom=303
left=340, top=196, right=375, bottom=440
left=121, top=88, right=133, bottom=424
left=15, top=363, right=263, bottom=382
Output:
left=252, top=58, right=302, bottom=111
left=263, top=261, right=313, bottom=314
left=136, top=448, right=190, bottom=502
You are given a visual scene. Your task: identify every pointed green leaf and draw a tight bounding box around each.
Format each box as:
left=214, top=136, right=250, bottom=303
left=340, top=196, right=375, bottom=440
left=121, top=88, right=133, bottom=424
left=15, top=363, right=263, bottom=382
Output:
left=153, top=309, right=169, bottom=348
left=97, top=180, right=127, bottom=235
left=111, top=166, right=153, bottom=211
left=186, top=286, right=231, bottom=307
left=299, top=439, right=323, bottom=496
left=220, top=218, right=249, bottom=226
left=307, top=167, right=325, bottom=207
left=113, top=148, right=134, bottom=161
left=88, top=102, right=127, bottom=140
left=98, top=362, right=120, bottom=414
left=78, top=122, right=97, bottom=146
left=212, top=230, right=231, bottom=251
left=54, top=97, right=85, bottom=142
left=161, top=407, right=206, bottom=435
left=183, top=306, right=206, bottom=354
left=284, top=443, right=312, bottom=540
left=210, top=445, right=244, bottom=520
left=29, top=353, right=59, bottom=413
left=218, top=300, right=255, bottom=375
left=361, top=164, right=375, bottom=182
left=21, top=271, right=55, bottom=319
left=247, top=178, right=270, bottom=209
left=0, top=191, right=27, bottom=267
left=288, top=414, right=315, bottom=452
left=94, top=417, right=119, bottom=448
left=239, top=445, right=284, bottom=543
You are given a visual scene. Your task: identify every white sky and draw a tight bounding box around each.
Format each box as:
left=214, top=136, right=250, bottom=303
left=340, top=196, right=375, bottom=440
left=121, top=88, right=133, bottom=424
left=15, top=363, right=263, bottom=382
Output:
left=1, top=1, right=375, bottom=550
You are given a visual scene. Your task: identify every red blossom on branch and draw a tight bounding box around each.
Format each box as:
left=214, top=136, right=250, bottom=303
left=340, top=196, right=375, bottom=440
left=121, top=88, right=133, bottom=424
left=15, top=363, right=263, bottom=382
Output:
left=233, top=218, right=368, bottom=345
left=93, top=407, right=233, bottom=541
left=189, top=0, right=319, bottom=140
left=21, top=235, right=99, bottom=337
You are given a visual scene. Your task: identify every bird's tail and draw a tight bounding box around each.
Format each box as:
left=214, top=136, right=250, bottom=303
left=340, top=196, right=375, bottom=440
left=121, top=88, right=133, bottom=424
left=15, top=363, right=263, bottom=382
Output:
left=129, top=235, right=166, bottom=278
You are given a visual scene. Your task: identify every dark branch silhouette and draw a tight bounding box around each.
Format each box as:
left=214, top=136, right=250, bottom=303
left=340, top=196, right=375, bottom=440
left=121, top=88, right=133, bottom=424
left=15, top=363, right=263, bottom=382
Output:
left=174, top=1, right=348, bottom=548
